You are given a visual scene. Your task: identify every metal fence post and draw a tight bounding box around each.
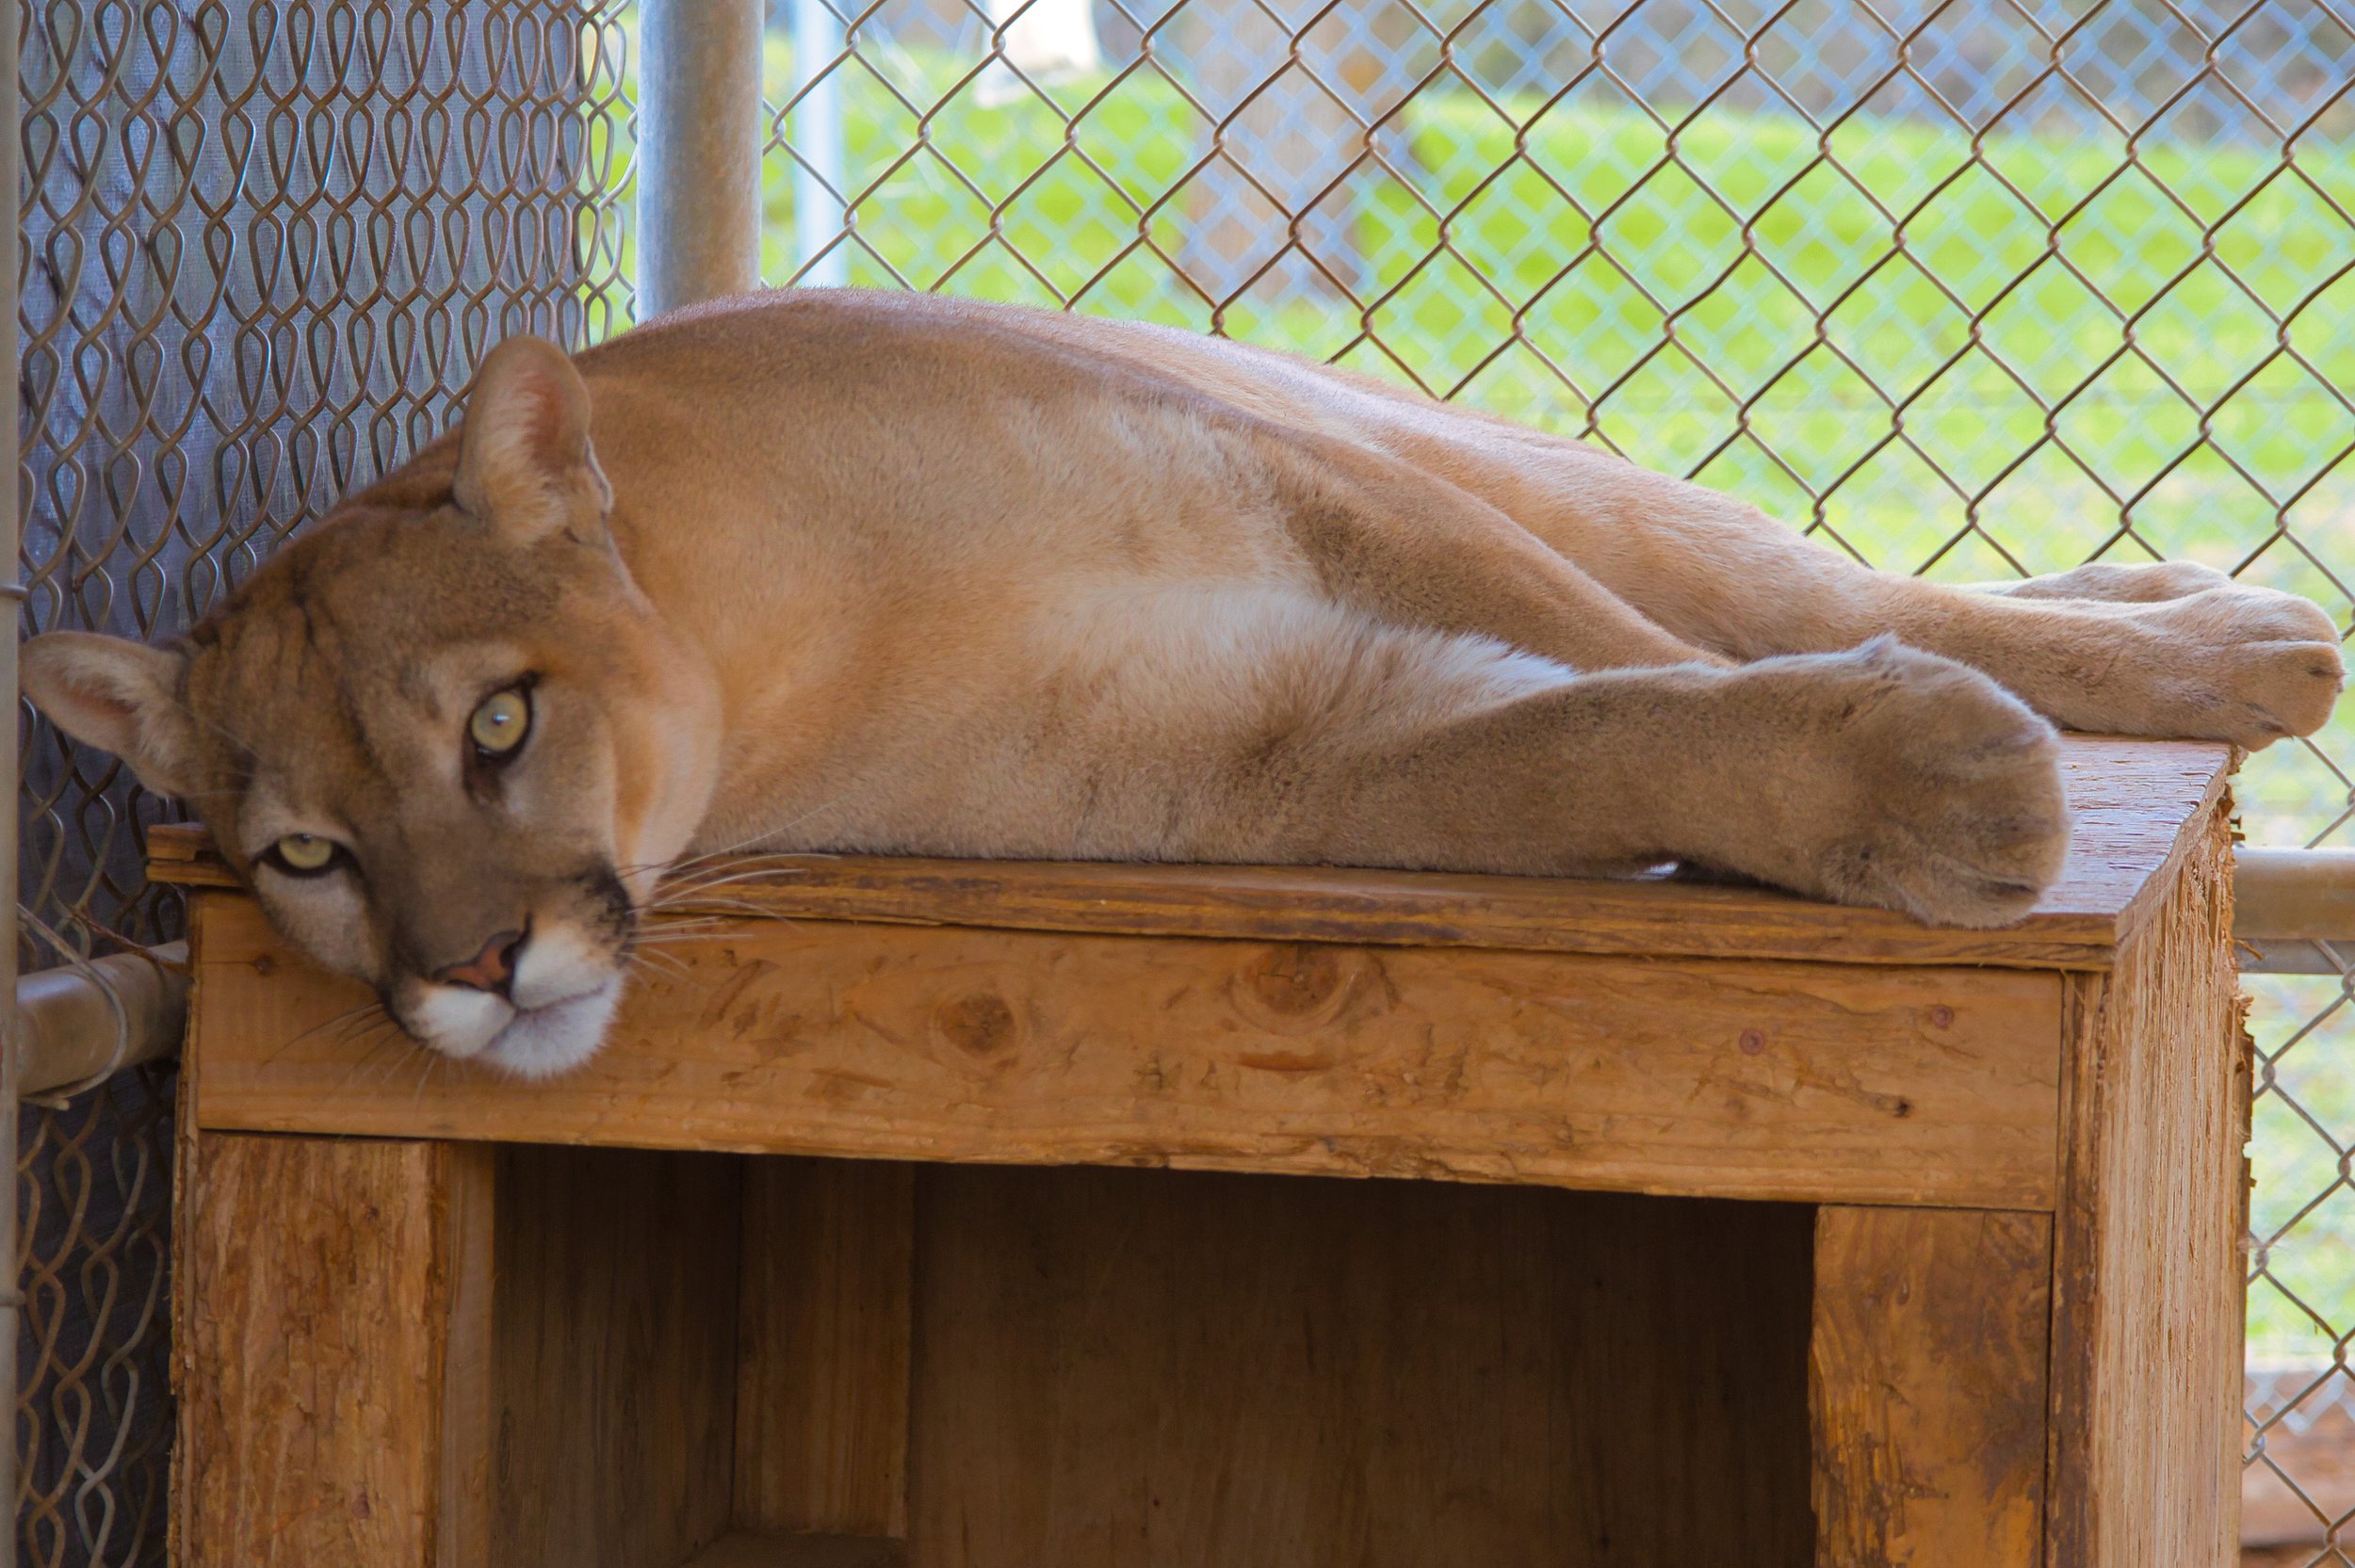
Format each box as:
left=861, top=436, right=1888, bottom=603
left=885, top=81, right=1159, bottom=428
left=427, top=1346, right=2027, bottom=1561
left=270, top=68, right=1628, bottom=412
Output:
left=789, top=0, right=848, bottom=286
left=640, top=0, right=767, bottom=316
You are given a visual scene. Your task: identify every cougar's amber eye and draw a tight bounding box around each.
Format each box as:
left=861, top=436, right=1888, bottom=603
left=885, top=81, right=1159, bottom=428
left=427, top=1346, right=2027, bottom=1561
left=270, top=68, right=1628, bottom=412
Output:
left=469, top=687, right=531, bottom=759
left=269, top=833, right=340, bottom=876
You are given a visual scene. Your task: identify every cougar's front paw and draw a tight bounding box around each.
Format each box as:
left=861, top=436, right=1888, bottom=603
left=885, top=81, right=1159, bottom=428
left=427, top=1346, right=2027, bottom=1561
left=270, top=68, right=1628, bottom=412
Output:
left=2136, top=586, right=2345, bottom=747
left=1771, top=640, right=2071, bottom=928
left=1980, top=559, right=2233, bottom=604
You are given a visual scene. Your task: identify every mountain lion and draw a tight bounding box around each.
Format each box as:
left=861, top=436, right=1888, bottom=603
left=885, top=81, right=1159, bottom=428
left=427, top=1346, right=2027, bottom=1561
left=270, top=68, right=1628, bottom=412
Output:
left=22, top=290, right=2344, bottom=1075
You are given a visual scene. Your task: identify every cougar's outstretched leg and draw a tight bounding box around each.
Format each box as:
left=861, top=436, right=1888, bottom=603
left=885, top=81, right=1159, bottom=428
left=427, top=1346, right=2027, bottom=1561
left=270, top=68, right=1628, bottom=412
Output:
left=792, top=581, right=2066, bottom=926
left=1178, top=634, right=2071, bottom=929
left=1866, top=567, right=2336, bottom=747
left=1254, top=425, right=1722, bottom=673
left=1384, top=424, right=2343, bottom=747
left=1971, top=559, right=2235, bottom=603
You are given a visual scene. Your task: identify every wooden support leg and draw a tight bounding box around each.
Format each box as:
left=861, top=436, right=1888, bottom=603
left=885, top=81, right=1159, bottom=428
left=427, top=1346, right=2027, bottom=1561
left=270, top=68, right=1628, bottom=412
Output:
left=174, top=1133, right=495, bottom=1568
left=1810, top=1205, right=2054, bottom=1567
left=2045, top=808, right=2248, bottom=1568
left=174, top=1135, right=744, bottom=1568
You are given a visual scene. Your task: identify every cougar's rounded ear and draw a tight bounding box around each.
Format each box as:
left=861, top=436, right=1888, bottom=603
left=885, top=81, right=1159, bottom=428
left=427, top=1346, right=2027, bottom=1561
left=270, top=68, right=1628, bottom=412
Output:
left=21, top=632, right=200, bottom=800
left=452, top=336, right=614, bottom=548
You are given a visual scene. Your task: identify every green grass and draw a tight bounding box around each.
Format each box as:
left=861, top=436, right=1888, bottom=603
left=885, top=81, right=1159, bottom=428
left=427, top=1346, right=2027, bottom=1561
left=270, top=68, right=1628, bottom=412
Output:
left=657, top=41, right=2355, bottom=1354
left=2248, top=975, right=2355, bottom=1359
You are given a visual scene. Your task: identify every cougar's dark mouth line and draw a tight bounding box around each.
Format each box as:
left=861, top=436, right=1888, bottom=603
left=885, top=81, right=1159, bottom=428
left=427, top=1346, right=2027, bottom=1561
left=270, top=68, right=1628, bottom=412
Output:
left=585, top=861, right=635, bottom=943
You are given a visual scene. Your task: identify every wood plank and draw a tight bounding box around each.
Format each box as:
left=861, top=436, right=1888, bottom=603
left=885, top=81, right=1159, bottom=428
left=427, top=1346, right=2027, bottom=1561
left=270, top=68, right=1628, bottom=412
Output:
left=168, top=905, right=210, bottom=1568
left=143, top=736, right=2230, bottom=971
left=188, top=894, right=2064, bottom=1207
left=437, top=1140, right=497, bottom=1568
left=907, top=1165, right=1813, bottom=1567
left=1810, top=1205, right=2053, bottom=1566
left=2048, top=799, right=2249, bottom=1566
left=490, top=1145, right=741, bottom=1568
left=684, top=1533, right=909, bottom=1568
left=173, top=1135, right=494, bottom=1568
left=737, top=1159, right=915, bottom=1538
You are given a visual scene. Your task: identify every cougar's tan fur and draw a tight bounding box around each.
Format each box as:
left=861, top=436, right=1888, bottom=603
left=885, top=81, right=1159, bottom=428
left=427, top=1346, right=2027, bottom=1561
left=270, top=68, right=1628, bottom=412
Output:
left=24, top=290, right=2344, bottom=1074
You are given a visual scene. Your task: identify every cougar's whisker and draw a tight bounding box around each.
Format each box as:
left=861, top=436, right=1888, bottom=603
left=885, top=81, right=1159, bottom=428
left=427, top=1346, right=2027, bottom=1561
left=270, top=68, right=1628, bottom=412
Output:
left=620, top=788, right=869, bottom=890
left=409, top=1050, right=444, bottom=1108
left=363, top=1027, right=429, bottom=1092
left=335, top=1025, right=407, bottom=1092
left=642, top=892, right=790, bottom=920
left=266, top=998, right=389, bottom=1065
left=624, top=948, right=692, bottom=981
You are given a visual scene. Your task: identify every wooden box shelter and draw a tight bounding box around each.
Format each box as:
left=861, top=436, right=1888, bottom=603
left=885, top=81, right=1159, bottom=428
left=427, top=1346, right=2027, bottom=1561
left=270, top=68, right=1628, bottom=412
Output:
left=157, top=736, right=2248, bottom=1566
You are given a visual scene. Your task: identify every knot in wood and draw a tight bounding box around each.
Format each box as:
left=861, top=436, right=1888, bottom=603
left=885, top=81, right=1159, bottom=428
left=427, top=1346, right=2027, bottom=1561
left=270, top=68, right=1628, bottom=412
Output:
left=935, top=993, right=1017, bottom=1058
left=1245, top=946, right=1343, bottom=1013
left=1227, top=945, right=1376, bottom=1035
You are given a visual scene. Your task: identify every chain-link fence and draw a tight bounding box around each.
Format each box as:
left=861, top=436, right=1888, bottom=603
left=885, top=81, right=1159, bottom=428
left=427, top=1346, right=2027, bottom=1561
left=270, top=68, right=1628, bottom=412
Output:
left=12, top=0, right=635, bottom=1560
left=15, top=0, right=2355, bottom=1558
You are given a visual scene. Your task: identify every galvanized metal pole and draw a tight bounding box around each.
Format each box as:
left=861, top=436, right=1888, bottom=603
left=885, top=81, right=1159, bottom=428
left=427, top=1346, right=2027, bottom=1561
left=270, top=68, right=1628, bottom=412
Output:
left=2231, top=848, right=2355, bottom=973
left=789, top=0, right=848, bottom=285
left=638, top=0, right=768, bottom=317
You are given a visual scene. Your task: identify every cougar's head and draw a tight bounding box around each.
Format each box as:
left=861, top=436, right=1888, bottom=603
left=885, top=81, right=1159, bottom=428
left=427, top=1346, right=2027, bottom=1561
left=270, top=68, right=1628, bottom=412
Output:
left=24, top=338, right=723, bottom=1077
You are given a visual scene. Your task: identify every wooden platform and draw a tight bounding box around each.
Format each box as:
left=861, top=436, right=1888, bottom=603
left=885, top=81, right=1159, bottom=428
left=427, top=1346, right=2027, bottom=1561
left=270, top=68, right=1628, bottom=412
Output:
left=159, top=736, right=2250, bottom=1567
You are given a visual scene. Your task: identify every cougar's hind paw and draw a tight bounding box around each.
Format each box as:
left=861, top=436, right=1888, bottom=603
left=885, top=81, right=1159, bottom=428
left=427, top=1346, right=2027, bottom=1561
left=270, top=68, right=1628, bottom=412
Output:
left=1790, top=640, right=2072, bottom=928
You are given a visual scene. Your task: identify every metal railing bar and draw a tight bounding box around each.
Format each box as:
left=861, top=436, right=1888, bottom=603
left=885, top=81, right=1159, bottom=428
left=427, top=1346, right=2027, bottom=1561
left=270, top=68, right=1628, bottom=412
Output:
left=2234, top=848, right=2355, bottom=974
left=12, top=947, right=186, bottom=1106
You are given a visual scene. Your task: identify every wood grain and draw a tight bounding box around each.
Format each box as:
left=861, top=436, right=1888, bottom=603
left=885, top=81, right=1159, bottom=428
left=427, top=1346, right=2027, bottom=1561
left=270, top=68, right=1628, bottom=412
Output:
left=2048, top=800, right=2249, bottom=1566
left=490, top=1145, right=742, bottom=1568
left=162, top=736, right=2249, bottom=1566
left=1810, top=1205, right=2053, bottom=1566
left=684, top=1534, right=910, bottom=1568
left=907, top=1165, right=1813, bottom=1568
left=437, top=1142, right=497, bottom=1568
left=737, top=1159, right=915, bottom=1539
left=188, top=894, right=2064, bottom=1207
left=174, top=1135, right=494, bottom=1568
left=145, top=736, right=2230, bottom=972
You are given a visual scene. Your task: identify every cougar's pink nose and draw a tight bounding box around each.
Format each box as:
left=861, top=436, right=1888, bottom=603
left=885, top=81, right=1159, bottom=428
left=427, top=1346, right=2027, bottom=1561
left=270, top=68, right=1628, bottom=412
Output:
left=434, top=929, right=526, bottom=994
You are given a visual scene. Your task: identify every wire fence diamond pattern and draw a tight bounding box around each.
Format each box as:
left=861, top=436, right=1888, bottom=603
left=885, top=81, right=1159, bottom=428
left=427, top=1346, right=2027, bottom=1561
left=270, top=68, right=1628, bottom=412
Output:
left=13, top=0, right=2355, bottom=1558
left=13, top=0, right=634, bottom=1561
